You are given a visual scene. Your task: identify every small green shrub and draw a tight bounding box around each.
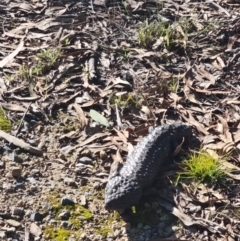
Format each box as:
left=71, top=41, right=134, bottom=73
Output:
left=177, top=150, right=226, bottom=184
left=110, top=93, right=143, bottom=109
left=138, top=20, right=171, bottom=48
left=0, top=109, right=12, bottom=132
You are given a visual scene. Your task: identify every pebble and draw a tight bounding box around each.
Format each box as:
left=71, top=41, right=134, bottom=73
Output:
left=30, top=212, right=43, bottom=222
left=112, top=229, right=120, bottom=237
left=3, top=183, right=15, bottom=192
left=79, top=156, right=93, bottom=164
left=61, top=221, right=72, bottom=228
left=48, top=219, right=58, bottom=225
left=64, top=177, right=76, bottom=186
left=11, top=167, right=22, bottom=178
left=0, top=161, right=4, bottom=168
left=6, top=219, right=21, bottom=227
left=26, top=177, right=37, bottom=184
left=58, top=210, right=70, bottom=220
left=60, top=145, right=72, bottom=152
left=61, top=196, right=74, bottom=206
left=0, top=231, right=6, bottom=238
left=145, top=230, right=151, bottom=240
left=9, top=153, right=23, bottom=163
left=30, top=223, right=42, bottom=237
left=14, top=182, right=25, bottom=189
left=143, top=225, right=151, bottom=230
left=31, top=169, right=41, bottom=177
left=137, top=223, right=143, bottom=229
left=12, top=207, right=25, bottom=216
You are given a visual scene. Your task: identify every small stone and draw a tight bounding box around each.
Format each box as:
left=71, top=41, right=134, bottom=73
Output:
left=113, top=229, right=121, bottom=237
left=61, top=221, right=72, bottom=228
left=61, top=196, right=74, bottom=206
left=60, top=145, right=72, bottom=152
left=80, top=195, right=86, bottom=206
left=29, top=186, right=38, bottom=192
left=79, top=156, right=93, bottom=164
left=12, top=207, right=25, bottom=216
left=49, top=219, right=58, bottom=225
left=26, top=177, right=37, bottom=184
left=80, top=233, right=86, bottom=238
left=31, top=169, right=41, bottom=177
left=3, top=183, right=15, bottom=192
left=11, top=167, right=22, bottom=178
left=14, top=182, right=25, bottom=189
left=0, top=161, right=4, bottom=168
left=137, top=223, right=143, bottom=229
left=120, top=227, right=127, bottom=235
left=9, top=153, right=23, bottom=162
left=145, top=230, right=151, bottom=240
left=2, top=226, right=15, bottom=232
left=64, top=177, right=76, bottom=186
left=6, top=219, right=21, bottom=227
left=30, top=212, right=43, bottom=222
left=58, top=210, right=70, bottom=220
left=0, top=231, right=6, bottom=238
left=30, top=223, right=42, bottom=237
left=143, top=225, right=151, bottom=230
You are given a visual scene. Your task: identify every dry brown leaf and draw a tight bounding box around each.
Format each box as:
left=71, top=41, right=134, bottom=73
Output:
left=72, top=103, right=88, bottom=129
left=0, top=103, right=27, bottom=112
left=179, top=109, right=209, bottom=135
left=0, top=38, right=25, bottom=68
left=216, top=114, right=233, bottom=143
left=109, top=149, right=124, bottom=175
left=197, top=66, right=217, bottom=86
left=113, top=128, right=128, bottom=144
left=0, top=130, right=42, bottom=155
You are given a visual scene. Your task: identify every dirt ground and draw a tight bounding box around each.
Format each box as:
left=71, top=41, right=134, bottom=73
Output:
left=1, top=0, right=240, bottom=240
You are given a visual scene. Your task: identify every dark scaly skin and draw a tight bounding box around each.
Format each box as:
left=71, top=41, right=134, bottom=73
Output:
left=104, top=123, right=191, bottom=211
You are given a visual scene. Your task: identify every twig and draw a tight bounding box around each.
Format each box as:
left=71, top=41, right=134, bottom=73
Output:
left=15, top=102, right=32, bottom=136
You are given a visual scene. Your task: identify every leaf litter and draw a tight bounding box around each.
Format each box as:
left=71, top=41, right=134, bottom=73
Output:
left=0, top=0, right=240, bottom=240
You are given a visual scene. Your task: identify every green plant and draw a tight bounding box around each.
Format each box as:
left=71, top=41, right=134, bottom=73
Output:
left=138, top=19, right=171, bottom=48
left=110, top=93, right=143, bottom=109
left=37, top=48, right=61, bottom=69
left=177, top=150, right=227, bottom=184
left=120, top=49, right=131, bottom=61
left=3, top=72, right=15, bottom=82
left=17, top=48, right=61, bottom=82
left=168, top=77, right=179, bottom=93
left=121, top=0, right=130, bottom=15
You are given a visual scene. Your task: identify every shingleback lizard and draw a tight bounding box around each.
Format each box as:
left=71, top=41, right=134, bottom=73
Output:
left=104, top=123, right=192, bottom=211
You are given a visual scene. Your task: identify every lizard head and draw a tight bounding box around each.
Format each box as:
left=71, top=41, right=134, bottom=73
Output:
left=104, top=172, right=142, bottom=211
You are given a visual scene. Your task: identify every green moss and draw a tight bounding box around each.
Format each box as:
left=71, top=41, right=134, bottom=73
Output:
left=44, top=191, right=90, bottom=240
left=44, top=226, right=82, bottom=241
left=96, top=226, right=112, bottom=238
left=44, top=227, right=70, bottom=241
left=68, top=204, right=93, bottom=229
left=0, top=109, right=12, bottom=132
left=95, top=211, right=122, bottom=237
left=44, top=190, right=92, bottom=231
